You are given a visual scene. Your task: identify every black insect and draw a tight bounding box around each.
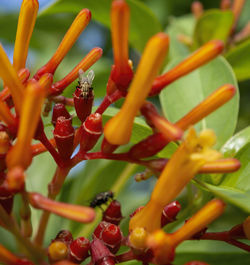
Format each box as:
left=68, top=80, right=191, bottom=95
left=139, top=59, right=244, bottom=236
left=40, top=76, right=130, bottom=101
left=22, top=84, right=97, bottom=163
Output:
left=77, top=69, right=95, bottom=99
left=90, top=191, right=114, bottom=208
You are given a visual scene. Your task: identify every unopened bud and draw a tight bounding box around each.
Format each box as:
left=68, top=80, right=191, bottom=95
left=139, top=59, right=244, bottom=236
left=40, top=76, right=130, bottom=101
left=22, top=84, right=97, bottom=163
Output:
left=161, top=201, right=181, bottom=227
left=52, top=103, right=71, bottom=127
left=55, top=230, right=73, bottom=245
left=79, top=113, right=102, bottom=152
left=102, top=200, right=123, bottom=225
left=48, top=241, right=68, bottom=262
left=54, top=116, right=75, bottom=159
left=69, top=237, right=90, bottom=263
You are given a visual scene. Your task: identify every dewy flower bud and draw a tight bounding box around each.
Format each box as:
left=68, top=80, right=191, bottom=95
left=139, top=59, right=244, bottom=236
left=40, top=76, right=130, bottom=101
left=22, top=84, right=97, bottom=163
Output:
left=93, top=221, right=123, bottom=253
left=161, top=201, right=181, bottom=227
left=73, top=72, right=94, bottom=123
left=104, top=33, right=169, bottom=145
left=55, top=230, right=73, bottom=246
left=79, top=113, right=102, bottom=152
left=52, top=103, right=72, bottom=127
left=54, top=116, right=75, bottom=159
left=69, top=237, right=90, bottom=263
left=48, top=241, right=68, bottom=262
left=102, top=200, right=123, bottom=225
left=90, top=238, right=115, bottom=265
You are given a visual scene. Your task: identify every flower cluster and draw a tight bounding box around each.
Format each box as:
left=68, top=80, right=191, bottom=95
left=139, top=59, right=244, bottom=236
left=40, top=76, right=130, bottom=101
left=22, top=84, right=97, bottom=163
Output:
left=0, top=0, right=249, bottom=265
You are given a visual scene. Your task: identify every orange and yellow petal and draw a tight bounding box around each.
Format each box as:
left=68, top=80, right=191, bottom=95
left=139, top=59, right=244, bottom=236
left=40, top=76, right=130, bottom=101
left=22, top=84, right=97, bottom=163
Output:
left=13, top=0, right=39, bottom=71
left=104, top=33, right=169, bottom=145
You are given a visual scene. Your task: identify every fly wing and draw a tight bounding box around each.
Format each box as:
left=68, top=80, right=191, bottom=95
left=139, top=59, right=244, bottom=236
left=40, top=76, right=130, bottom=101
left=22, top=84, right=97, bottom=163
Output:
left=87, top=70, right=95, bottom=85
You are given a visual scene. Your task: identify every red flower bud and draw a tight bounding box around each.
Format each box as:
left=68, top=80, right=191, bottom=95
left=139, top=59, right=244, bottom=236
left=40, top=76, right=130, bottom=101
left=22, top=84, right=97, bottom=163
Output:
left=93, top=221, right=122, bottom=253
left=90, top=238, right=115, bottom=265
left=79, top=113, right=102, bottom=152
left=161, top=201, right=181, bottom=227
left=55, top=230, right=73, bottom=245
left=52, top=103, right=71, bottom=127
left=73, top=70, right=94, bottom=122
left=54, top=116, right=75, bottom=159
left=69, top=237, right=90, bottom=263
left=102, top=200, right=123, bottom=225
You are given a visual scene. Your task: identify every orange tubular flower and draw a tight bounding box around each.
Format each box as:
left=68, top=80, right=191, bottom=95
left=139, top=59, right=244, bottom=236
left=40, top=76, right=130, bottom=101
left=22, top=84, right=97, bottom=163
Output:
left=232, top=0, right=246, bottom=28
left=6, top=79, right=48, bottom=170
left=175, top=84, right=236, bottom=130
left=104, top=33, right=169, bottom=145
left=110, top=0, right=133, bottom=91
left=146, top=199, right=225, bottom=265
left=199, top=158, right=241, bottom=173
left=28, top=192, right=95, bottom=223
left=13, top=0, right=39, bottom=71
left=0, top=44, right=24, bottom=113
left=34, top=9, right=91, bottom=79
left=129, top=128, right=221, bottom=233
left=150, top=40, right=224, bottom=96
left=51, top=47, right=103, bottom=95
left=0, top=243, right=22, bottom=265
left=0, top=100, right=16, bottom=128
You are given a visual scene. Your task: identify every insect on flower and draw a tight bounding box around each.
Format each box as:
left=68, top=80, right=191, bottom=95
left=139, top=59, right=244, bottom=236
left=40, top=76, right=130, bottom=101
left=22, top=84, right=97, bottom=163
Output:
left=90, top=191, right=114, bottom=208
left=77, top=69, right=95, bottom=100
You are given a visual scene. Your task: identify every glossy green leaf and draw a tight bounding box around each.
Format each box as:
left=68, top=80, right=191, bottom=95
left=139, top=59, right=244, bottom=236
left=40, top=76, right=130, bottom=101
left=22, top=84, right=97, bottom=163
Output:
left=221, top=126, right=250, bottom=157
left=159, top=56, right=239, bottom=149
left=40, top=0, right=161, bottom=52
left=193, top=9, right=233, bottom=49
left=226, top=39, right=250, bottom=81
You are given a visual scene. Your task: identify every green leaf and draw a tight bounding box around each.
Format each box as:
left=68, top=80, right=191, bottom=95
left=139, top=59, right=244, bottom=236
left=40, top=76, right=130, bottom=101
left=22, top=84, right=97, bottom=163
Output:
left=40, top=0, right=162, bottom=52
left=226, top=39, right=250, bottom=81
left=221, top=126, right=250, bottom=157
left=159, top=56, right=239, bottom=149
left=166, top=15, right=195, bottom=59
left=193, top=9, right=234, bottom=49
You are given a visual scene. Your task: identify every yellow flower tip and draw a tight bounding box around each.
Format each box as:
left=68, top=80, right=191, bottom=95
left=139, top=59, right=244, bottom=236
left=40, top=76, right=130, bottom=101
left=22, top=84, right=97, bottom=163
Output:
left=176, top=84, right=236, bottom=131
left=0, top=43, right=24, bottom=113
left=0, top=131, right=10, bottom=155
left=171, top=199, right=225, bottom=246
left=28, top=192, right=96, bottom=223
left=146, top=230, right=174, bottom=265
left=6, top=166, right=25, bottom=193
left=34, top=9, right=91, bottom=79
left=13, top=0, right=39, bottom=71
left=111, top=0, right=130, bottom=71
left=48, top=241, right=68, bottom=262
left=129, top=227, right=148, bottom=249
left=199, top=158, right=241, bottom=173
left=104, top=33, right=169, bottom=145
left=243, top=216, right=250, bottom=240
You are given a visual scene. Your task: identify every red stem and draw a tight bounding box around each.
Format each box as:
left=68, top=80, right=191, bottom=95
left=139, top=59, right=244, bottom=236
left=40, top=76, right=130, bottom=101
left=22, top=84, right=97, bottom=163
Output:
left=116, top=250, right=136, bottom=263
left=95, top=90, right=123, bottom=114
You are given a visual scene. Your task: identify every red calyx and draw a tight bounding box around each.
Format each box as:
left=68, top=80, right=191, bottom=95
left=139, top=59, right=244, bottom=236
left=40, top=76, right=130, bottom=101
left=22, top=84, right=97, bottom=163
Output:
left=93, top=221, right=122, bottom=253
left=90, top=238, right=115, bottom=265
left=55, top=230, right=73, bottom=245
left=69, top=237, right=90, bottom=263
left=54, top=116, right=75, bottom=159
left=73, top=86, right=94, bottom=123
left=102, top=200, right=123, bottom=225
left=161, top=201, right=181, bottom=227
left=52, top=103, right=71, bottom=127
left=79, top=113, right=102, bottom=152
